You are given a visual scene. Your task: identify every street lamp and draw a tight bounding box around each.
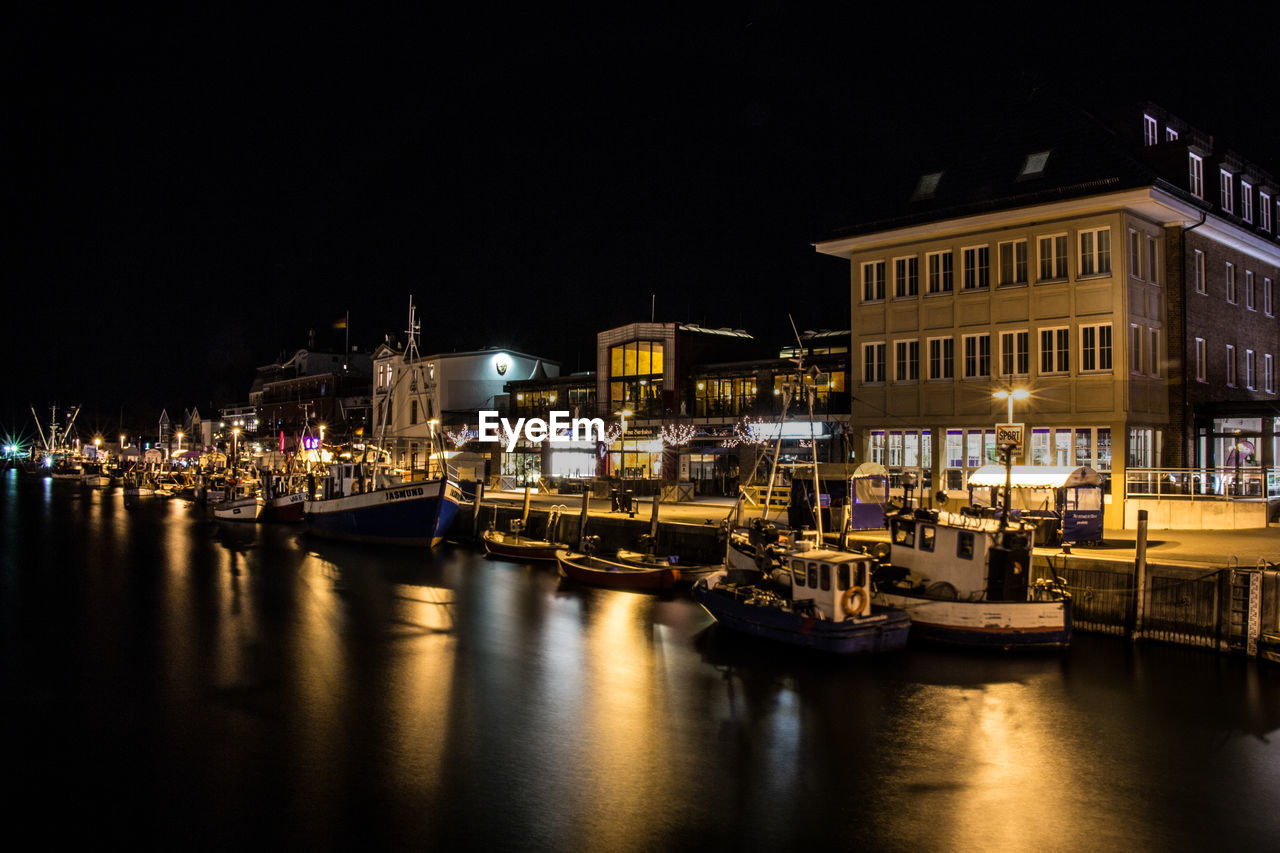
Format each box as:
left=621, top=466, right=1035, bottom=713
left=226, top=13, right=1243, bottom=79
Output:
left=176, top=431, right=183, bottom=454
left=992, top=388, right=1030, bottom=423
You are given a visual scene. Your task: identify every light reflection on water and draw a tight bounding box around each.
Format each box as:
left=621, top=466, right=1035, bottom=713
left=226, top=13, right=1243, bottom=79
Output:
left=2, top=469, right=1280, bottom=851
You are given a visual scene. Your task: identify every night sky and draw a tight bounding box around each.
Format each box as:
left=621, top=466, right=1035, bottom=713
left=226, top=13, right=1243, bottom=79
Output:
left=8, top=5, right=1280, bottom=439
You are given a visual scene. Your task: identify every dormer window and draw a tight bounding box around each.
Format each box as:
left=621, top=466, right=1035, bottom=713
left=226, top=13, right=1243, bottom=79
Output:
left=1221, top=168, right=1235, bottom=214
left=911, top=171, right=943, bottom=201
left=1019, top=150, right=1051, bottom=179
left=1189, top=153, right=1204, bottom=199
left=1166, top=127, right=1179, bottom=142
left=1143, top=114, right=1158, bottom=146
left=1242, top=180, right=1254, bottom=223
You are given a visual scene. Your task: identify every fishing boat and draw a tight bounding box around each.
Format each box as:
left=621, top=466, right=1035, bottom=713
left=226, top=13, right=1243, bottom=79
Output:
left=692, top=547, right=910, bottom=654
left=212, top=476, right=265, bottom=521
left=482, top=506, right=569, bottom=562
left=870, top=504, right=1071, bottom=649
left=302, top=298, right=462, bottom=547
left=81, top=461, right=113, bottom=488
left=555, top=542, right=680, bottom=591
left=613, top=548, right=722, bottom=584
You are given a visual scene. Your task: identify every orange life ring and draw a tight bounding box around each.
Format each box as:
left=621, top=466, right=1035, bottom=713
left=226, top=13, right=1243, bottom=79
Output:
left=842, top=587, right=867, bottom=617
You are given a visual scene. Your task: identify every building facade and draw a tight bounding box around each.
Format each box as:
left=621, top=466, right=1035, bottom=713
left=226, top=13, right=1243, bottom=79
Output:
left=815, top=95, right=1280, bottom=527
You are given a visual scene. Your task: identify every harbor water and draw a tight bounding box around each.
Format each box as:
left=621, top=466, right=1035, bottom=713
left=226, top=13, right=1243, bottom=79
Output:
left=3, top=470, right=1279, bottom=851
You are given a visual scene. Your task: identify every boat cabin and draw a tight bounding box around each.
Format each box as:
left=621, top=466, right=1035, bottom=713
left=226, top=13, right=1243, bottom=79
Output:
left=785, top=548, right=874, bottom=618
left=317, top=461, right=406, bottom=499
left=885, top=509, right=1033, bottom=603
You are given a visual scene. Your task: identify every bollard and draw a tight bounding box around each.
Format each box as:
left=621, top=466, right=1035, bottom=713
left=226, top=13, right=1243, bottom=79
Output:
left=1132, top=509, right=1148, bottom=639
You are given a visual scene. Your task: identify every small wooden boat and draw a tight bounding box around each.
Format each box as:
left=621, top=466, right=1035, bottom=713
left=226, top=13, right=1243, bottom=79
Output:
left=692, top=547, right=910, bottom=655
left=483, top=527, right=563, bottom=562
left=555, top=548, right=679, bottom=591
left=614, top=549, right=721, bottom=584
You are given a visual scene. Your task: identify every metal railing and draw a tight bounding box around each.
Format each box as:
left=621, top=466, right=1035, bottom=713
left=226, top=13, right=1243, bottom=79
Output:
left=1124, top=467, right=1280, bottom=499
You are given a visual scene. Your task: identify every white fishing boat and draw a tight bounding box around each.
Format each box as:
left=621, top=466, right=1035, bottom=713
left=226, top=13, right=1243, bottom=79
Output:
left=870, top=505, right=1071, bottom=649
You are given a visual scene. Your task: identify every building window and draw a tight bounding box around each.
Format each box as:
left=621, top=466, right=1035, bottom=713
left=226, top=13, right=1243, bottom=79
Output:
left=928, top=337, right=954, bottom=380
left=1128, top=230, right=1142, bottom=279
left=609, top=340, right=665, bottom=417
left=1038, top=234, right=1068, bottom=281
left=863, top=342, right=886, bottom=384
left=895, top=339, right=920, bottom=382
left=1143, top=114, right=1157, bottom=146
left=1226, top=263, right=1237, bottom=304
left=1266, top=354, right=1274, bottom=394
left=1147, top=236, right=1158, bottom=283
left=1081, top=324, right=1113, bottom=372
left=1242, top=180, right=1254, bottom=223
left=1166, top=127, right=1179, bottom=142
left=1266, top=278, right=1274, bottom=316
left=1194, top=250, right=1206, bottom=294
left=1189, top=153, right=1204, bottom=198
left=1079, top=227, right=1111, bottom=276
left=1149, top=328, right=1160, bottom=378
left=997, top=239, right=1028, bottom=285
left=1247, top=349, right=1256, bottom=390
left=861, top=261, right=885, bottom=302
left=926, top=250, right=954, bottom=293
left=1130, top=324, right=1143, bottom=375
left=1220, top=169, right=1235, bottom=214
left=894, top=256, right=919, bottom=298
left=1039, top=327, right=1069, bottom=374
left=1246, top=270, right=1256, bottom=310
left=410, top=398, right=418, bottom=425
left=1227, top=344, right=1237, bottom=387
left=1000, top=330, right=1029, bottom=376
left=1020, top=150, right=1051, bottom=178
left=962, top=246, right=990, bottom=290
left=963, top=333, right=991, bottom=378
left=1195, top=338, right=1207, bottom=382
left=1264, top=193, right=1273, bottom=232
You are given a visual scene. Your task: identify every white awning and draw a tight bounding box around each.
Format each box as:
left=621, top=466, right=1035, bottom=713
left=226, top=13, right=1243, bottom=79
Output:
left=967, top=465, right=1103, bottom=489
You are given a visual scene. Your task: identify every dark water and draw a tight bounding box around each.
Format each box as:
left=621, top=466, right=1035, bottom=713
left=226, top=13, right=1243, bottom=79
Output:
left=3, top=470, right=1279, bottom=851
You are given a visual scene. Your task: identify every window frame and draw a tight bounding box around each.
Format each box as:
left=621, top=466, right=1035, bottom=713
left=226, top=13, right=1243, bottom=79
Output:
left=999, top=329, right=1029, bottom=377
left=1189, top=153, right=1204, bottom=199
left=1194, top=250, right=1206, bottom=294
left=1130, top=323, right=1144, bottom=375
left=894, top=338, right=920, bottom=382
left=1078, top=227, right=1112, bottom=277
left=1039, top=326, right=1070, bottom=375
left=1195, top=338, right=1207, bottom=383
left=1081, top=323, right=1113, bottom=373
left=1149, top=327, right=1160, bottom=378
left=962, top=333, right=991, bottom=379
left=1226, top=262, right=1237, bottom=304
left=862, top=341, right=886, bottom=384
left=961, top=245, right=990, bottom=290
left=997, top=239, right=1028, bottom=286
left=1227, top=343, right=1237, bottom=387
left=861, top=260, right=886, bottom=302
left=1267, top=353, right=1275, bottom=395
left=1246, top=270, right=1256, bottom=311
left=927, top=336, right=954, bottom=381
left=926, top=250, right=954, bottom=294
left=893, top=255, right=919, bottom=299
left=1242, top=179, right=1254, bottom=223
left=1220, top=168, right=1235, bottom=214
left=1037, top=233, right=1069, bottom=281
left=1143, top=114, right=1158, bottom=146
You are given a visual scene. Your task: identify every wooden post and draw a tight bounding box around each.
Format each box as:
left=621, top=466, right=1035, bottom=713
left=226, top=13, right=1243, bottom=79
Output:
left=521, top=484, right=531, bottom=525
left=1132, top=509, right=1148, bottom=639
left=577, top=488, right=590, bottom=551
left=649, top=492, right=661, bottom=554
left=471, top=480, right=485, bottom=540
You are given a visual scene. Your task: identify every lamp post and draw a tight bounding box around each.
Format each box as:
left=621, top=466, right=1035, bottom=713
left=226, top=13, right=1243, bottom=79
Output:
left=176, top=431, right=183, bottom=456
left=991, top=388, right=1029, bottom=528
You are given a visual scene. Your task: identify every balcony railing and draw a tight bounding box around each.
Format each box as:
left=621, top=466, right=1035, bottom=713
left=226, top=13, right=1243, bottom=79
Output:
left=1125, top=467, right=1280, bottom=500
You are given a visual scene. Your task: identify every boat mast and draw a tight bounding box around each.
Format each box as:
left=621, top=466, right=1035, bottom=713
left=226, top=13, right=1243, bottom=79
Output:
left=789, top=316, right=822, bottom=541
left=403, top=295, right=444, bottom=478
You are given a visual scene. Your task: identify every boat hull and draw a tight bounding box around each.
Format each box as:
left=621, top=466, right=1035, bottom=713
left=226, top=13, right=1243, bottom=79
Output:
left=267, top=491, right=306, bottom=523
left=693, top=579, right=910, bottom=654
left=303, top=479, right=463, bottom=547
left=482, top=529, right=562, bottom=562
left=614, top=549, right=721, bottom=583
left=213, top=496, right=265, bottom=521
left=873, top=590, right=1071, bottom=649
left=556, top=549, right=679, bottom=590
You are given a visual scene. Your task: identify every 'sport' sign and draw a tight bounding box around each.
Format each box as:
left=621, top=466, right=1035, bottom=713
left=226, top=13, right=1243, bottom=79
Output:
left=995, top=423, right=1024, bottom=452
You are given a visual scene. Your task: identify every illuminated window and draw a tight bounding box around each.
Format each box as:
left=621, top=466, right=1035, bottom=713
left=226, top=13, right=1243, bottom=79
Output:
left=1189, top=153, right=1204, bottom=198
left=1267, top=354, right=1274, bottom=394
left=1220, top=169, right=1234, bottom=214
left=1226, top=262, right=1237, bottom=304
left=1247, top=349, right=1256, bottom=390
left=1194, top=250, right=1206, bottom=294
left=1038, top=234, right=1068, bottom=280
left=1166, top=127, right=1179, bottom=142
left=1039, top=327, right=1069, bottom=374
left=926, top=250, right=953, bottom=293
left=1242, top=180, right=1254, bottom=222
left=1195, top=338, right=1207, bottom=382
left=1079, top=227, right=1111, bottom=276
left=609, top=340, right=664, bottom=416
left=1266, top=278, right=1273, bottom=316
left=1143, top=114, right=1157, bottom=146
left=1081, top=324, right=1113, bottom=372
left=1263, top=192, right=1272, bottom=231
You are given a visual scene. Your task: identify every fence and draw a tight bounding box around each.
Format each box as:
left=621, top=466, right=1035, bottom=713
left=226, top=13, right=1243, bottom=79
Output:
left=1125, top=467, right=1280, bottom=499
left=1034, top=557, right=1279, bottom=655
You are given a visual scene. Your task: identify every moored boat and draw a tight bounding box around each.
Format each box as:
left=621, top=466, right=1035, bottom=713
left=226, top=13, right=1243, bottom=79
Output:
left=692, top=547, right=910, bottom=654
left=482, top=506, right=570, bottom=562
left=614, top=548, right=722, bottom=584
left=870, top=506, right=1071, bottom=650
left=213, top=493, right=265, bottom=521
left=555, top=546, right=679, bottom=591
left=303, top=461, right=463, bottom=547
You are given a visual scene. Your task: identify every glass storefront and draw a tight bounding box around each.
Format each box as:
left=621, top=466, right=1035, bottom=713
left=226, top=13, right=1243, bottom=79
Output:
left=610, top=341, right=664, bottom=417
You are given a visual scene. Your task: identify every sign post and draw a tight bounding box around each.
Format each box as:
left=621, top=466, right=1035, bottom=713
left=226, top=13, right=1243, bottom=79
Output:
left=995, top=423, right=1024, bottom=530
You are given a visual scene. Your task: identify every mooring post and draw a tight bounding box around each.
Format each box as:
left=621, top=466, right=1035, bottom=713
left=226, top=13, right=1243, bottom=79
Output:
left=1132, top=509, right=1148, bottom=639
left=472, top=480, right=485, bottom=540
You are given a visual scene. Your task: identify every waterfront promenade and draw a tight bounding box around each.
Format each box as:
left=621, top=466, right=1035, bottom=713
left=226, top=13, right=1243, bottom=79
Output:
left=480, top=487, right=1280, bottom=570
